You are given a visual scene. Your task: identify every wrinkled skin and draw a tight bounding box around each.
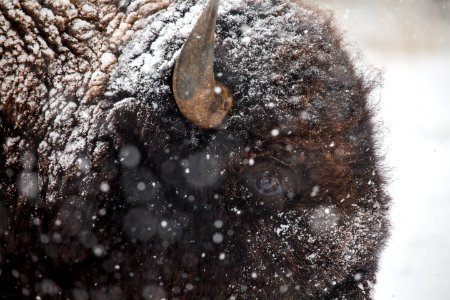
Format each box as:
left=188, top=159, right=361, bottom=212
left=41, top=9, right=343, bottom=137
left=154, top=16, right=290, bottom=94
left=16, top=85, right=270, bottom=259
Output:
left=0, top=0, right=389, bottom=299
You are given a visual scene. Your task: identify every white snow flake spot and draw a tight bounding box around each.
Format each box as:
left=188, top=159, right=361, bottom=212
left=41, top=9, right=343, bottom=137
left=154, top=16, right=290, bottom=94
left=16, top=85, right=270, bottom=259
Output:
left=119, top=145, right=141, bottom=168
left=92, top=245, right=105, bottom=257
left=271, top=129, right=280, bottom=137
left=100, top=182, right=110, bottom=193
left=310, top=185, right=320, bottom=197
left=275, top=224, right=290, bottom=236
left=214, top=220, right=224, bottom=228
left=212, top=233, right=224, bottom=244
left=279, top=285, right=289, bottom=293
left=137, top=182, right=146, bottom=191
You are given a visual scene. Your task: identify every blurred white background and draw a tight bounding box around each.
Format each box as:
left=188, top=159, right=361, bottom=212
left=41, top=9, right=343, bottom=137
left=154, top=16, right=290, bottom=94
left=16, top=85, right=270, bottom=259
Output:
left=312, top=0, right=450, bottom=299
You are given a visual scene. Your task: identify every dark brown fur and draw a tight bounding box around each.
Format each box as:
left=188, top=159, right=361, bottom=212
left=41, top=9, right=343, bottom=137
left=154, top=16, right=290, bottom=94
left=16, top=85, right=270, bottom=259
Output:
left=0, top=0, right=389, bottom=299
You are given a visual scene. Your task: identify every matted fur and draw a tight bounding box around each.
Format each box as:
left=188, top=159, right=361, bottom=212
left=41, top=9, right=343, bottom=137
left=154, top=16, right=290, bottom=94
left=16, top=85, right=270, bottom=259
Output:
left=0, top=0, right=389, bottom=299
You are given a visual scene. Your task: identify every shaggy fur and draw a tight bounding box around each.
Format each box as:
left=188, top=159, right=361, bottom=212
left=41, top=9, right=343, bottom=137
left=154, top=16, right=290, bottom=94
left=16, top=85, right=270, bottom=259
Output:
left=0, top=0, right=389, bottom=299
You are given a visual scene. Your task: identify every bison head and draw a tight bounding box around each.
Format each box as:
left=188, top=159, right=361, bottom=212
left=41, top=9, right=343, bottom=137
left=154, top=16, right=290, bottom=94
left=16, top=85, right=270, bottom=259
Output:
left=0, top=0, right=389, bottom=299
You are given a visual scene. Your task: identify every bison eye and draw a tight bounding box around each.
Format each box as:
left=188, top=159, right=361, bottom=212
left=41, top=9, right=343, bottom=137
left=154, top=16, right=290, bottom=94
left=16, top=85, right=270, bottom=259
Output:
left=242, top=158, right=297, bottom=199
left=256, top=174, right=280, bottom=194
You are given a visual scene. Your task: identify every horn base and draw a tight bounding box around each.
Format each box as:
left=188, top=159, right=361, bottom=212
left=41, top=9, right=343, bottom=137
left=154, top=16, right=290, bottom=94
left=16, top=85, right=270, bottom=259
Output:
left=173, top=76, right=233, bottom=129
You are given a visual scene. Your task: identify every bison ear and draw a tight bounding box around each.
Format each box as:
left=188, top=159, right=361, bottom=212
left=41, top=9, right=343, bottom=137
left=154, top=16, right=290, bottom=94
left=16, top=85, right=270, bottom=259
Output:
left=172, top=0, right=233, bottom=129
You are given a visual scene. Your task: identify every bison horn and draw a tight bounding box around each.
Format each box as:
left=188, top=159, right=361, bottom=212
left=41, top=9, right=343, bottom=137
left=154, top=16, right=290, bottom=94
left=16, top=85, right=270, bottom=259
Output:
left=172, top=0, right=233, bottom=129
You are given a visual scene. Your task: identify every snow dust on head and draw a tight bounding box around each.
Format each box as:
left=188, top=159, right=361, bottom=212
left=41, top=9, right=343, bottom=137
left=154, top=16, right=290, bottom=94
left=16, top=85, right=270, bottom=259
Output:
left=101, top=0, right=390, bottom=298
left=0, top=0, right=389, bottom=298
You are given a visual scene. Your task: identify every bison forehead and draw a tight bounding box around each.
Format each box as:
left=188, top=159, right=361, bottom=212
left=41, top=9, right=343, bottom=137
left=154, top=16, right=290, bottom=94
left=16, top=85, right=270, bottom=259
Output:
left=108, top=0, right=357, bottom=130
left=107, top=0, right=203, bottom=99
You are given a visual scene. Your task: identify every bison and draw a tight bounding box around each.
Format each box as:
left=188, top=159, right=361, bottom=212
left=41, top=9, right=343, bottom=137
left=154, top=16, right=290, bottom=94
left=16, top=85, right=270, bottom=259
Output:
left=0, top=0, right=389, bottom=299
